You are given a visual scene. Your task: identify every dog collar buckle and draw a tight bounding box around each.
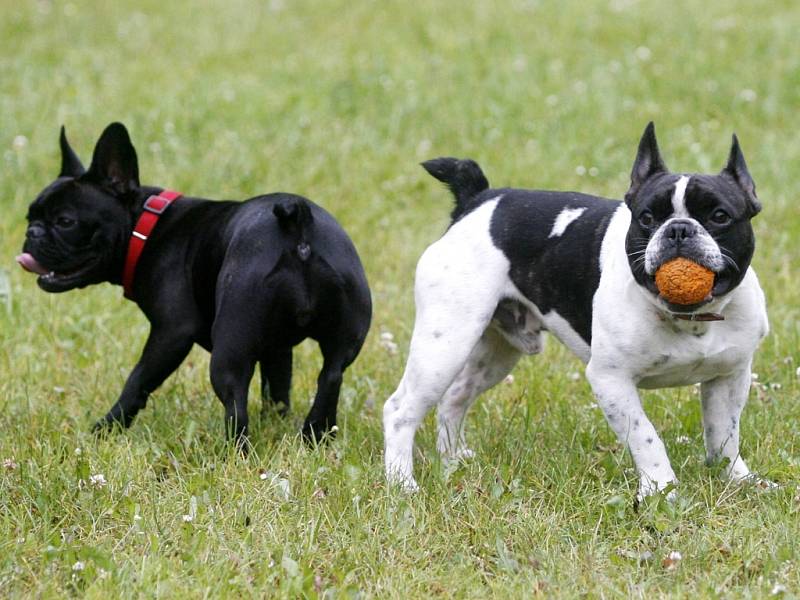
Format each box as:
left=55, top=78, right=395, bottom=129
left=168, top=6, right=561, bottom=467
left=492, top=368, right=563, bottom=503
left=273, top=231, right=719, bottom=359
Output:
left=143, top=195, right=171, bottom=215
left=123, top=189, right=183, bottom=300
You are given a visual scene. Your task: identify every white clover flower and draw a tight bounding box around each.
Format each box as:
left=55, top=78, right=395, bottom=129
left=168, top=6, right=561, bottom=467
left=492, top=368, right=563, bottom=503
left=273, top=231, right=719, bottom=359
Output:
left=3, top=458, right=18, bottom=470
left=634, top=46, right=652, bottom=61
left=89, top=474, right=107, bottom=488
left=771, top=583, right=787, bottom=596
left=182, top=514, right=193, bottom=523
left=72, top=561, right=85, bottom=572
left=739, top=89, right=757, bottom=102
left=380, top=338, right=399, bottom=354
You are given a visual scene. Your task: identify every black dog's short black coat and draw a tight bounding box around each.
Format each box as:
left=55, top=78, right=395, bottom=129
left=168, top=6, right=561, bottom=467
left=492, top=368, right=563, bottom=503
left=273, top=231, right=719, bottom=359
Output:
left=19, top=123, right=372, bottom=444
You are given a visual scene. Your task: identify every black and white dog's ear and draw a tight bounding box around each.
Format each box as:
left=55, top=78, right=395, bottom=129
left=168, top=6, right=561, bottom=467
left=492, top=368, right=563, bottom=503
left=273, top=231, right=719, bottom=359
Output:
left=58, top=126, right=85, bottom=178
left=723, top=134, right=761, bottom=216
left=625, top=122, right=668, bottom=206
left=85, top=122, right=140, bottom=195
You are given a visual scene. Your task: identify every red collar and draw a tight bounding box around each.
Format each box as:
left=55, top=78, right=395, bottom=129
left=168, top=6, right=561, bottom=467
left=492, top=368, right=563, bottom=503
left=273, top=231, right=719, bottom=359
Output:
left=122, top=190, right=182, bottom=299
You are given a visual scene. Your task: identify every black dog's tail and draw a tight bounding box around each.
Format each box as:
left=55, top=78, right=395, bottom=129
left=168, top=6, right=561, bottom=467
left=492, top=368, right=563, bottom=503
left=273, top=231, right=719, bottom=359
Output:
left=273, top=198, right=314, bottom=261
left=421, top=157, right=490, bottom=220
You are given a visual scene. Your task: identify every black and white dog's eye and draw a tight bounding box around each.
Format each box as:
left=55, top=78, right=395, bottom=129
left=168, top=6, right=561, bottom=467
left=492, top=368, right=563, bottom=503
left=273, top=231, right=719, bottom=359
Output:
left=710, top=209, right=731, bottom=225
left=638, top=210, right=654, bottom=227
left=56, top=216, right=76, bottom=228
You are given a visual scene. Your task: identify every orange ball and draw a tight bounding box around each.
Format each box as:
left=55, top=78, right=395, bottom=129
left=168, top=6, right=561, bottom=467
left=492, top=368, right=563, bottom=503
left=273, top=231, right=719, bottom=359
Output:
left=655, top=258, right=715, bottom=305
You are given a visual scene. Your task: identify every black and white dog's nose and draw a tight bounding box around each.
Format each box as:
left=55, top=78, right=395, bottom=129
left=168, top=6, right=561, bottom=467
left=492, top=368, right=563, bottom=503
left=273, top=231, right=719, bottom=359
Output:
left=666, top=219, right=695, bottom=243
left=26, top=224, right=46, bottom=239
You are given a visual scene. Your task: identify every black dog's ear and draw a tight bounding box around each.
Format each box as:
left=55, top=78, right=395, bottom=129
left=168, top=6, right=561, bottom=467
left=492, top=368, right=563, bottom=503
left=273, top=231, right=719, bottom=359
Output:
left=625, top=122, right=668, bottom=206
left=723, top=134, right=761, bottom=216
left=85, top=122, right=140, bottom=195
left=58, top=126, right=85, bottom=177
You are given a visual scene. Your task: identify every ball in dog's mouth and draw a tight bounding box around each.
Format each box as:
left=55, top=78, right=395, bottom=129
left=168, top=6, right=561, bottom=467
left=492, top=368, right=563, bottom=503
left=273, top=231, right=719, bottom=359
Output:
left=655, top=257, right=715, bottom=305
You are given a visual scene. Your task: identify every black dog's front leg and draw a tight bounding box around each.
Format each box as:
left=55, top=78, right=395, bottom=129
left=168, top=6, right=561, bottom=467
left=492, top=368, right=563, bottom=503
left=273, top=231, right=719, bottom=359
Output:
left=93, top=327, right=194, bottom=432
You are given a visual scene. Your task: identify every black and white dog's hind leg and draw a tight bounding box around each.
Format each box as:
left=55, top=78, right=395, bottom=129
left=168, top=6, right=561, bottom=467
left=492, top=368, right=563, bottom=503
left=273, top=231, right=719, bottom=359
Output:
left=383, top=199, right=516, bottom=490
left=436, top=325, right=521, bottom=462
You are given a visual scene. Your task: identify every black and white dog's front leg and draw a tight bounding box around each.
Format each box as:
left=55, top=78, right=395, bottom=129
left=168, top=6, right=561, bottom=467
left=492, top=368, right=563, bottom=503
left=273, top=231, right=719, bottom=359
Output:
left=700, top=367, right=756, bottom=482
left=586, top=362, right=677, bottom=500
left=93, top=326, right=194, bottom=432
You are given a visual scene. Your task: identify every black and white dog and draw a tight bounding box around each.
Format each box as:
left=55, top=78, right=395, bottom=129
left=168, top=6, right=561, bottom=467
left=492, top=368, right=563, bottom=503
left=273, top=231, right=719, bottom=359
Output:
left=18, top=123, right=372, bottom=446
left=383, top=123, right=768, bottom=499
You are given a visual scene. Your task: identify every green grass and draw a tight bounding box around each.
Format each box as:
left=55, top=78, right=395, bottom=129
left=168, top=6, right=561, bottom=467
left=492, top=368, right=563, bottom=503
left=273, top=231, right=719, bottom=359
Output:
left=1, top=0, right=800, bottom=596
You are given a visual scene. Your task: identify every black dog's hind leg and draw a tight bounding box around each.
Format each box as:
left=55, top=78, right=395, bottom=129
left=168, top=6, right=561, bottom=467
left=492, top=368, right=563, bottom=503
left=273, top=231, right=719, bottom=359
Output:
left=210, top=347, right=256, bottom=450
left=260, top=348, right=292, bottom=417
left=302, top=340, right=360, bottom=443
left=93, top=327, right=194, bottom=432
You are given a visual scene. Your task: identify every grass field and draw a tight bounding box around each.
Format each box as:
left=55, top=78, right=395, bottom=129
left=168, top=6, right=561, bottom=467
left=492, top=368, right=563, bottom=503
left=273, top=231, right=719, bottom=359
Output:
left=2, top=0, right=800, bottom=597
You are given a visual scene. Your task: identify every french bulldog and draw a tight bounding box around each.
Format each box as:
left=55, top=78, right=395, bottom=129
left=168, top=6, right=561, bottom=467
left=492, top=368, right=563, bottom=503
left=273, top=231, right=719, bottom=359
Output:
left=383, top=123, right=768, bottom=499
left=18, top=123, right=372, bottom=446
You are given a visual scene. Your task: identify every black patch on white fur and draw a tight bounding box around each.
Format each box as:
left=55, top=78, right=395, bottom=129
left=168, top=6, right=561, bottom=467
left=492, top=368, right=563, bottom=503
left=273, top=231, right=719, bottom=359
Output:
left=488, top=189, right=619, bottom=344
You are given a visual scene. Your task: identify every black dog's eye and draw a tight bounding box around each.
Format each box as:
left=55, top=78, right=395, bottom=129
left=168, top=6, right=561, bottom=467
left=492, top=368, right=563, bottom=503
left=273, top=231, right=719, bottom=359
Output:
left=56, top=216, right=76, bottom=228
left=638, top=210, right=654, bottom=228
left=709, top=209, right=731, bottom=225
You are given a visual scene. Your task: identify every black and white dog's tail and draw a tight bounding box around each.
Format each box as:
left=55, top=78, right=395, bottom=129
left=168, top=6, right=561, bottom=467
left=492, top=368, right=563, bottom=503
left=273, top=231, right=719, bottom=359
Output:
left=421, top=157, right=490, bottom=221
left=274, top=198, right=314, bottom=261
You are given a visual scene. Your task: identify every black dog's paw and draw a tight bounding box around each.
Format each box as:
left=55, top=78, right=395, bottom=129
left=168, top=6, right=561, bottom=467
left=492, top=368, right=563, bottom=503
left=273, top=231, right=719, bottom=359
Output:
left=232, top=434, right=252, bottom=458
left=92, top=413, right=133, bottom=436
left=91, top=417, right=115, bottom=437
left=301, top=420, right=338, bottom=445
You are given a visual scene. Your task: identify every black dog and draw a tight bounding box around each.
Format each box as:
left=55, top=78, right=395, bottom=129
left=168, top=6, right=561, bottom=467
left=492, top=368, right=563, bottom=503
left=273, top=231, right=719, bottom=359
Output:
left=17, top=123, right=372, bottom=445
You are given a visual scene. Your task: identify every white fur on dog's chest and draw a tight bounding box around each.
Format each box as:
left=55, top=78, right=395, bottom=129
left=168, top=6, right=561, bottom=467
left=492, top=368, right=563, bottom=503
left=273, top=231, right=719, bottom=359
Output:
left=634, top=326, right=753, bottom=388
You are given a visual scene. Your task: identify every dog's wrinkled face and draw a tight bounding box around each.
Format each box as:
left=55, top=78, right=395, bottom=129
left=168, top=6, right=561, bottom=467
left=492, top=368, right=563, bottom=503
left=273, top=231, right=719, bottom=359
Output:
left=18, top=124, right=140, bottom=292
left=624, top=123, right=761, bottom=312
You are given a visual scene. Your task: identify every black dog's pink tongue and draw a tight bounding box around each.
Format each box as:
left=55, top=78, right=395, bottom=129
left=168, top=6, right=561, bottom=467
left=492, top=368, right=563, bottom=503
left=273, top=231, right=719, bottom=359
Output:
left=16, top=253, right=49, bottom=275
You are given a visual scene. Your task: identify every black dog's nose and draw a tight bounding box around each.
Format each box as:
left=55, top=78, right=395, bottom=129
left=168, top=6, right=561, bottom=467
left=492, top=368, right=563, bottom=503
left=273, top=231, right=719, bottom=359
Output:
left=666, top=220, right=695, bottom=244
left=26, top=224, right=46, bottom=239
